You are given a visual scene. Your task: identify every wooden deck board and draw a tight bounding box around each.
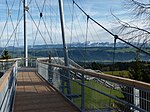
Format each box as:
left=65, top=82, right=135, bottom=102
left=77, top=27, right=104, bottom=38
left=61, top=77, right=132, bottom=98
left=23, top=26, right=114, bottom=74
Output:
left=14, top=71, right=79, bottom=112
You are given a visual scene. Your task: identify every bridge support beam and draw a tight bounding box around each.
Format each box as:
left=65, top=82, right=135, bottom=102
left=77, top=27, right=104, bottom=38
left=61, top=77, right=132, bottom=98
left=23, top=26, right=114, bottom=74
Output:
left=58, top=0, right=71, bottom=96
left=23, top=0, right=28, bottom=67
left=81, top=73, right=85, bottom=112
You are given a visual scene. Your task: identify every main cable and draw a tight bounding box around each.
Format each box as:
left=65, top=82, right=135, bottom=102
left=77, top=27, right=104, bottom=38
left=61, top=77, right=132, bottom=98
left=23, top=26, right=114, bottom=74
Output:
left=72, top=0, right=150, bottom=57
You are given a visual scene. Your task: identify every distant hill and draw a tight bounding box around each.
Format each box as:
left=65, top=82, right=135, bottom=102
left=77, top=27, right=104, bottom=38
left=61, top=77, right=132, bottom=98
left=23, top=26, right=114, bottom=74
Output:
left=3, top=41, right=150, bottom=49
left=1, top=42, right=150, bottom=62
left=1, top=46, right=149, bottom=63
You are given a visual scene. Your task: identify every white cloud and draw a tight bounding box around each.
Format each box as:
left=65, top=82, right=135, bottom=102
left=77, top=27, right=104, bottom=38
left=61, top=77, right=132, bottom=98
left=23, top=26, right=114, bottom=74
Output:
left=0, top=0, right=146, bottom=47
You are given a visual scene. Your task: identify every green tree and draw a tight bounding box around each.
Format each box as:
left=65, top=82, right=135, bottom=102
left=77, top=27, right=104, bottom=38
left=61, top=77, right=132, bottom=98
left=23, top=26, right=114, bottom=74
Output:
left=1, top=49, right=11, bottom=59
left=122, top=51, right=150, bottom=111
left=129, top=52, right=143, bottom=81
left=91, top=62, right=100, bottom=70
left=129, top=51, right=150, bottom=82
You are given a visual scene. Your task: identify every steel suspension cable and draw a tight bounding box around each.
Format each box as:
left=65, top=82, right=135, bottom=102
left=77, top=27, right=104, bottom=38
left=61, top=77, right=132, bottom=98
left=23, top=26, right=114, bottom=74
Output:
left=112, top=38, right=117, bottom=75
left=10, top=16, right=20, bottom=46
left=32, top=0, right=51, bottom=57
left=0, top=15, right=24, bottom=56
left=49, top=0, right=53, bottom=42
left=65, top=1, right=93, bottom=68
left=39, top=1, right=63, bottom=60
left=73, top=0, right=115, bottom=36
left=72, top=0, right=150, bottom=57
left=70, top=0, right=74, bottom=48
left=66, top=0, right=86, bottom=67
left=40, top=16, right=54, bottom=44
left=32, top=0, right=46, bottom=46
left=109, top=37, right=117, bottom=107
left=0, top=0, right=23, bottom=55
left=32, top=0, right=60, bottom=62
left=0, top=16, right=9, bottom=44
left=27, top=11, right=51, bottom=55
left=66, top=0, right=77, bottom=62
left=16, top=0, right=22, bottom=57
left=84, top=16, right=89, bottom=67
left=32, top=18, right=42, bottom=46
left=6, top=0, right=20, bottom=56
left=41, top=15, right=61, bottom=63
left=70, top=13, right=89, bottom=65
left=27, top=0, right=33, bottom=6
left=32, top=1, right=45, bottom=58
left=10, top=0, right=16, bottom=10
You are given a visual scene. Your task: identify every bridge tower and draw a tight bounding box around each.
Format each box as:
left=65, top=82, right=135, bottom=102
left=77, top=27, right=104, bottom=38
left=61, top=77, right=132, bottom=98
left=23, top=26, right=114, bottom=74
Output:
left=58, top=0, right=71, bottom=96
left=23, top=0, right=28, bottom=67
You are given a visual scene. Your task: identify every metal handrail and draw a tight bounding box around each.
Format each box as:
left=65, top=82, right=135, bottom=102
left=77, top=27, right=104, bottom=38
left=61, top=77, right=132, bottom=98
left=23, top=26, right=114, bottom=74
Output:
left=0, top=58, right=21, bottom=62
left=0, top=62, right=17, bottom=91
left=1, top=58, right=149, bottom=112
left=0, top=61, right=17, bottom=112
left=37, top=59, right=150, bottom=112
left=37, top=59, right=150, bottom=91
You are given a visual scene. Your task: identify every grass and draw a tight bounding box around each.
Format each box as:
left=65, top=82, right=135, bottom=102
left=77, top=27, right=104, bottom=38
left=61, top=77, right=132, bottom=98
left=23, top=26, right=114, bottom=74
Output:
left=104, top=70, right=129, bottom=78
left=69, top=80, right=124, bottom=109
left=107, top=48, right=135, bottom=53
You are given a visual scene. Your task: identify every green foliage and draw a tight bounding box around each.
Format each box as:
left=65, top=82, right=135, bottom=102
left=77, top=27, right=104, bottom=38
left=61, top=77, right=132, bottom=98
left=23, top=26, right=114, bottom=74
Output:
left=91, top=62, right=101, bottom=70
left=128, top=52, right=150, bottom=83
left=1, top=49, right=11, bottom=59
left=104, top=71, right=129, bottom=78
left=129, top=56, right=142, bottom=80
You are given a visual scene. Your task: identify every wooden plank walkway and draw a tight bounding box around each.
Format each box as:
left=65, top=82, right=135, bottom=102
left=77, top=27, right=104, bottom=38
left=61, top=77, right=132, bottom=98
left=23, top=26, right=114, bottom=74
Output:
left=14, top=71, right=79, bottom=112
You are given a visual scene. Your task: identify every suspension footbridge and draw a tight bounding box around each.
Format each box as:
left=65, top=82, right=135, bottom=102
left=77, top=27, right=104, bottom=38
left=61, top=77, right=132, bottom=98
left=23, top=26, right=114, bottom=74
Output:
left=0, top=0, right=150, bottom=112
left=0, top=58, right=150, bottom=112
left=14, top=68, right=78, bottom=112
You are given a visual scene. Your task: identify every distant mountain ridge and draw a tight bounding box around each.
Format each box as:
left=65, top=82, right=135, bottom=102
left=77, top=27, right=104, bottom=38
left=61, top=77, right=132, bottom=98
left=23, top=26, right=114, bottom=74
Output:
left=0, top=43, right=149, bottom=62
left=2, top=42, right=145, bottom=50
left=69, top=42, right=127, bottom=47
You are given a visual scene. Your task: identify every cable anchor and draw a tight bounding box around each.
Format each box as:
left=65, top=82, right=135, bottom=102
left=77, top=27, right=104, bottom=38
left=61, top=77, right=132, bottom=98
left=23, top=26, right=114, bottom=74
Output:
left=8, top=9, right=11, bottom=16
left=40, top=13, right=43, bottom=18
left=25, top=6, right=29, bottom=11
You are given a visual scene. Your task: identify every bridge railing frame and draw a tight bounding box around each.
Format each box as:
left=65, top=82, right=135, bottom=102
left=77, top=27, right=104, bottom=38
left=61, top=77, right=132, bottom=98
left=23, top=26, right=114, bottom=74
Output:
left=37, top=59, right=150, bottom=112
left=0, top=60, right=17, bottom=112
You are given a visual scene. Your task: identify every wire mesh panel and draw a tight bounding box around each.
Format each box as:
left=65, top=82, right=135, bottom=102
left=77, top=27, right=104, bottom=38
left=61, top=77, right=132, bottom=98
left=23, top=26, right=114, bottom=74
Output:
left=37, top=60, right=150, bottom=112
left=0, top=61, right=17, bottom=112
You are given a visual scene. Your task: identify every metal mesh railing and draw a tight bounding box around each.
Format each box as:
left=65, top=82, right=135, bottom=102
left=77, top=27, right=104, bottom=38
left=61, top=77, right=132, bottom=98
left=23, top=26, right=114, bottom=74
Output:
left=0, top=61, right=17, bottom=112
left=37, top=59, right=150, bottom=112
left=17, top=58, right=37, bottom=68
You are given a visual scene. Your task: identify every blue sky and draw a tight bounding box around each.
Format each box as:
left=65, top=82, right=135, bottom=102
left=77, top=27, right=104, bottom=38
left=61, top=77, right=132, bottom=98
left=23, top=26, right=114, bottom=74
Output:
left=62, top=0, right=129, bottom=43
left=0, top=0, right=131, bottom=47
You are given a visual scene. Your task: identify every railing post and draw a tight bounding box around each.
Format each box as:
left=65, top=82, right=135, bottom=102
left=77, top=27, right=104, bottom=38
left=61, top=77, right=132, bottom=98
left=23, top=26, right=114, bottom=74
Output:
left=134, top=88, right=140, bottom=112
left=2, top=62, right=5, bottom=71
left=48, top=57, right=53, bottom=83
left=81, top=73, right=85, bottom=112
left=16, top=60, right=18, bottom=74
